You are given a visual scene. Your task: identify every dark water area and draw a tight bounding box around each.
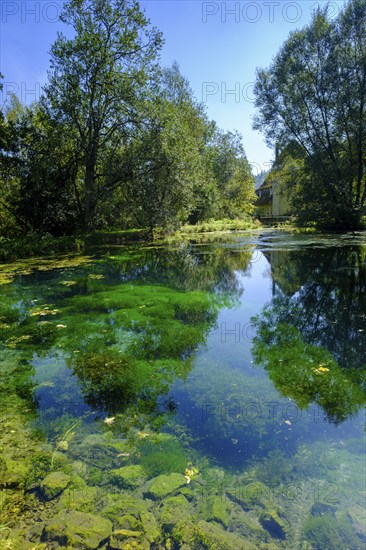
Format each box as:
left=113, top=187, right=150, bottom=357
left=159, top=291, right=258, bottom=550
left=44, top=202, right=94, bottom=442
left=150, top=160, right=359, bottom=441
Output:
left=0, top=231, right=365, bottom=549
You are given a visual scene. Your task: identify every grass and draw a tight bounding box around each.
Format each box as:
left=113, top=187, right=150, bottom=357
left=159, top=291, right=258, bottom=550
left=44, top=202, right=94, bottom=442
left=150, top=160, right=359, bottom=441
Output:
left=0, top=229, right=149, bottom=262
left=180, top=218, right=262, bottom=234
left=0, top=234, right=85, bottom=262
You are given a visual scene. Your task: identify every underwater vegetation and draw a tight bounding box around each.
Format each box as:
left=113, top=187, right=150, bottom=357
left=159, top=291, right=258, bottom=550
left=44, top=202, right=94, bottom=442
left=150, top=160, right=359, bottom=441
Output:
left=251, top=321, right=366, bottom=424
left=0, top=236, right=365, bottom=548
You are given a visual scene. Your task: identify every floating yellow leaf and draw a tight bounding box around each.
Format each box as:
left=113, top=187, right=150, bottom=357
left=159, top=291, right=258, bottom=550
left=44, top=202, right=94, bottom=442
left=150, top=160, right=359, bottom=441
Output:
left=6, top=334, right=32, bottom=348
left=31, top=307, right=59, bottom=316
left=312, top=366, right=330, bottom=374
left=184, top=464, right=199, bottom=484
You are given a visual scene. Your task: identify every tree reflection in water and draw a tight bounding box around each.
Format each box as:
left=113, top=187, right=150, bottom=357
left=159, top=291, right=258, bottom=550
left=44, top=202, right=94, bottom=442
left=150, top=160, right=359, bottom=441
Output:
left=252, top=244, right=366, bottom=425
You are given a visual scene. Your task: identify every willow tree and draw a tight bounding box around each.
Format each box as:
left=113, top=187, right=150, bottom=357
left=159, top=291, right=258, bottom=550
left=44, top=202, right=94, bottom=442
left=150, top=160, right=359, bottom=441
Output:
left=253, top=0, right=366, bottom=229
left=43, top=0, right=163, bottom=231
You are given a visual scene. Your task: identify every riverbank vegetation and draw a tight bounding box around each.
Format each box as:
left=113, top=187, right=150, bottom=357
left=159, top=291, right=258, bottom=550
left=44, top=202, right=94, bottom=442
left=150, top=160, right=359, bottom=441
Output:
left=254, top=0, right=366, bottom=230
left=1, top=0, right=366, bottom=263
left=0, top=0, right=255, bottom=245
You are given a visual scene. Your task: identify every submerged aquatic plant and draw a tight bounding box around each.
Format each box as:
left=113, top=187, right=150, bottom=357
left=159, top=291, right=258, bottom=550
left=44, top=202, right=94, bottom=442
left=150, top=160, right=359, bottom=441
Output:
left=251, top=321, right=366, bottom=424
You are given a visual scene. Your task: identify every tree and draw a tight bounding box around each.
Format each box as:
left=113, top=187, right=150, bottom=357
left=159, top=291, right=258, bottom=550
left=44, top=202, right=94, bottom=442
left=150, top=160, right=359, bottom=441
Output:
left=43, top=0, right=163, bottom=231
left=12, top=104, right=81, bottom=235
left=205, top=128, right=255, bottom=220
left=111, top=63, right=210, bottom=232
left=0, top=90, right=27, bottom=236
left=253, top=0, right=366, bottom=229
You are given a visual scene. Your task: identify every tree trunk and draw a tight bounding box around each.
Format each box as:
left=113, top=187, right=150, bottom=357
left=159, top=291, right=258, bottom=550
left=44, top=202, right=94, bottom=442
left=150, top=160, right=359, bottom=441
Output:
left=84, top=149, right=97, bottom=232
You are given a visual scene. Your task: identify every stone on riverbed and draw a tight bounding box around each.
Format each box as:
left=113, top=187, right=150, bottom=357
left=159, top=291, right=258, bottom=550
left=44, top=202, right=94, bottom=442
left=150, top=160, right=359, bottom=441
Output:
left=159, top=495, right=191, bottom=531
left=145, top=472, right=187, bottom=499
left=200, top=495, right=230, bottom=527
left=259, top=510, right=287, bottom=539
left=109, top=465, right=146, bottom=489
left=42, top=510, right=113, bottom=549
left=108, top=529, right=150, bottom=549
left=39, top=471, right=72, bottom=501
left=139, top=510, right=161, bottom=544
left=172, top=519, right=257, bottom=549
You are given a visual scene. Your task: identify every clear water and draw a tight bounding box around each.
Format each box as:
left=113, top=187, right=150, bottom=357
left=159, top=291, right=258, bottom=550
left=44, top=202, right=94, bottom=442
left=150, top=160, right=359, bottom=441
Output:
left=0, top=231, right=365, bottom=549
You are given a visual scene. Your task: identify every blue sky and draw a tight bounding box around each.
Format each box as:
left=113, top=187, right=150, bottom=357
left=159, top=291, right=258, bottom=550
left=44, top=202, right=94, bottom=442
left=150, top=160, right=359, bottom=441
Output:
left=0, top=0, right=346, bottom=173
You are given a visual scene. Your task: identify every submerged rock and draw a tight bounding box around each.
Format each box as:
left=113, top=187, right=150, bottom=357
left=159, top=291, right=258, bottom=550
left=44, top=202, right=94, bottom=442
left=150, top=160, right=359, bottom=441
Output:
left=200, top=495, right=230, bottom=527
left=172, top=519, right=257, bottom=549
left=58, top=440, right=69, bottom=452
left=303, top=513, right=360, bottom=549
left=159, top=495, right=191, bottom=531
left=145, top=473, right=186, bottom=499
left=227, top=480, right=270, bottom=510
left=58, top=485, right=98, bottom=513
left=42, top=510, right=112, bottom=548
left=259, top=511, right=287, bottom=539
left=139, top=510, right=161, bottom=544
left=346, top=505, right=366, bottom=540
left=100, top=494, right=149, bottom=525
left=1, top=458, right=31, bottom=488
left=109, top=465, right=146, bottom=489
left=310, top=502, right=337, bottom=516
left=109, top=529, right=150, bottom=550
left=39, top=471, right=72, bottom=501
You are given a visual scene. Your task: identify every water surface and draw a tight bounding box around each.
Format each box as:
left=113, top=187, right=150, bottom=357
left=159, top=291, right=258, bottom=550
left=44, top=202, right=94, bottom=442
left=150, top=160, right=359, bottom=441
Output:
left=0, top=231, right=365, bottom=549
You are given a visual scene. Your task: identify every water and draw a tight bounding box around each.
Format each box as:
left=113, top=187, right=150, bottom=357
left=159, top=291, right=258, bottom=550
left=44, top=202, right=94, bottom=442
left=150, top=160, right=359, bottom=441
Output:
left=0, top=231, right=365, bottom=549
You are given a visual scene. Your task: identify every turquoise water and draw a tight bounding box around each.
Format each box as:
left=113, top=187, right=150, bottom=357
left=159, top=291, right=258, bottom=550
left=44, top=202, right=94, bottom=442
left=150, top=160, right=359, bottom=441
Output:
left=0, top=231, right=365, bottom=549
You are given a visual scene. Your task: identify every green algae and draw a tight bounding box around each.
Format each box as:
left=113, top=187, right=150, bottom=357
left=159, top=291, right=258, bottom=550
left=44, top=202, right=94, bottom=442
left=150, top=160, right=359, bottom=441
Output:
left=138, top=433, right=188, bottom=477
left=0, top=236, right=365, bottom=549
left=0, top=253, right=93, bottom=285
left=252, top=321, right=366, bottom=424
left=303, top=513, right=361, bottom=549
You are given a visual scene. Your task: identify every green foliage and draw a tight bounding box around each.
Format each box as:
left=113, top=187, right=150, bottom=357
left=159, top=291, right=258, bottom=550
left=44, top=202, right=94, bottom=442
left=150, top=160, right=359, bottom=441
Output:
left=252, top=312, right=366, bottom=424
left=203, top=128, right=256, bottom=221
left=43, top=0, right=163, bottom=232
left=254, top=0, right=366, bottom=229
left=0, top=37, right=255, bottom=238
left=181, top=218, right=261, bottom=233
left=254, top=243, right=366, bottom=372
left=0, top=234, right=84, bottom=262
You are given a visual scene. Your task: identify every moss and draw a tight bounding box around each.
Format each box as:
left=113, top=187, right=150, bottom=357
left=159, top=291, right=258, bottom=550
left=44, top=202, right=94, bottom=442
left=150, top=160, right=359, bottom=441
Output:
left=99, top=495, right=149, bottom=525
left=303, top=514, right=360, bottom=549
left=39, top=471, right=72, bottom=501
left=108, top=529, right=150, bottom=550
left=109, top=465, right=146, bottom=489
left=58, top=486, right=98, bottom=513
left=145, top=473, right=187, bottom=500
left=200, top=495, right=230, bottom=527
left=159, top=495, right=191, bottom=531
left=346, top=505, right=366, bottom=539
left=1, top=459, right=31, bottom=489
left=139, top=511, right=161, bottom=544
left=259, top=511, right=287, bottom=539
left=41, top=510, right=113, bottom=549
left=0, top=252, right=93, bottom=282
left=172, top=519, right=257, bottom=549
left=139, top=434, right=187, bottom=477
left=228, top=481, right=271, bottom=510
